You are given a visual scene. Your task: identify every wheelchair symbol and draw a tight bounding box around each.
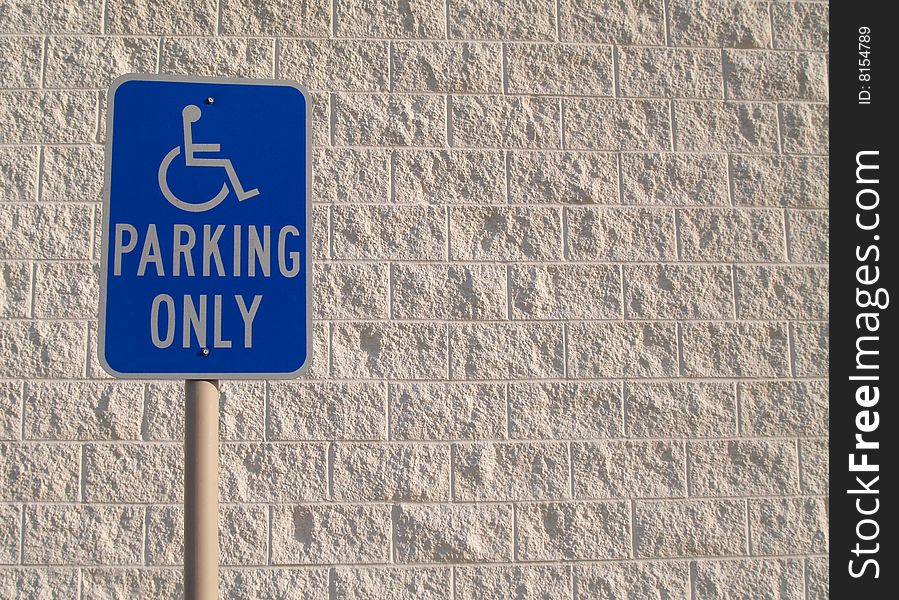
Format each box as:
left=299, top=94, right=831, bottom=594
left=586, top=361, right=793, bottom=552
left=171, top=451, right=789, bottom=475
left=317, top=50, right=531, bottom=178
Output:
left=158, top=104, right=259, bottom=212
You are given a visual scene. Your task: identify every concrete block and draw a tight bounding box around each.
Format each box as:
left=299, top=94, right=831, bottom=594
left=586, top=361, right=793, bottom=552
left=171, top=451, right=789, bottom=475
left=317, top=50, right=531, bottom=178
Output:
left=573, top=441, right=686, bottom=498
left=92, top=205, right=103, bottom=260
left=333, top=443, right=450, bottom=501
left=678, top=208, right=786, bottom=261
left=773, top=2, right=828, bottom=50
left=452, top=95, right=561, bottom=149
left=333, top=322, right=447, bottom=379
left=395, top=150, right=505, bottom=205
left=574, top=562, right=690, bottom=599
left=0, top=262, right=31, bottom=318
left=740, top=380, right=828, bottom=436
left=0, top=443, right=79, bottom=501
left=145, top=505, right=269, bottom=566
left=1, top=0, right=102, bottom=33
left=333, top=567, right=450, bottom=600
left=271, top=504, right=391, bottom=564
left=305, top=322, right=332, bottom=381
left=668, top=0, right=771, bottom=48
left=81, top=569, right=181, bottom=598
left=0, top=204, right=93, bottom=259
left=799, top=437, right=827, bottom=495
left=624, top=264, right=733, bottom=319
left=450, top=323, right=563, bottom=380
left=95, top=90, right=109, bottom=144
left=508, top=151, right=618, bottom=205
left=619, top=47, right=722, bottom=98
left=454, top=442, right=570, bottom=501
left=509, top=382, right=622, bottom=439
left=735, top=265, right=828, bottom=319
left=724, top=50, right=827, bottom=101
left=390, top=383, right=506, bottom=441
left=143, top=381, right=266, bottom=441
left=85, top=339, right=120, bottom=378
left=218, top=506, right=270, bottom=566
left=269, top=382, right=386, bottom=441
left=280, top=40, right=388, bottom=92
left=506, top=43, right=613, bottom=95
left=220, top=0, right=330, bottom=36
left=23, top=505, right=143, bottom=565
left=0, top=569, right=78, bottom=599
left=309, top=92, right=330, bottom=148
left=314, top=148, right=390, bottom=203
left=392, top=42, right=502, bottom=93
left=313, top=263, right=389, bottom=320
left=0, top=147, right=38, bottom=202
left=450, top=206, right=562, bottom=261
left=675, top=101, right=779, bottom=152
left=33, top=262, right=98, bottom=319
left=312, top=205, right=329, bottom=259
left=333, top=205, right=446, bottom=260
left=221, top=568, right=327, bottom=599
left=559, top=0, right=665, bottom=44
left=689, top=439, right=799, bottom=496
left=0, top=382, right=19, bottom=441
left=788, top=210, right=828, bottom=262
left=693, top=559, right=804, bottom=599
left=0, top=322, right=87, bottom=379
left=620, top=153, right=729, bottom=206
left=392, top=263, right=506, bottom=320
left=731, top=155, right=828, bottom=208
left=510, top=264, right=621, bottom=320
left=394, top=503, right=512, bottom=563
left=83, top=443, right=182, bottom=502
left=333, top=93, right=446, bottom=146
left=806, top=557, right=828, bottom=600
left=23, top=382, right=142, bottom=440
left=449, top=0, right=556, bottom=41
left=568, top=322, right=678, bottom=378
left=749, top=498, right=827, bottom=555
left=565, top=99, right=670, bottom=150
left=0, top=37, right=42, bottom=88
left=516, top=501, right=630, bottom=561
left=793, top=322, right=827, bottom=377
left=780, top=102, right=828, bottom=154
left=634, top=499, right=745, bottom=558
left=566, top=207, right=676, bottom=260
left=682, top=322, right=791, bottom=377
left=337, top=0, right=444, bottom=38
left=106, top=0, right=217, bottom=34
left=220, top=443, right=327, bottom=502
left=160, top=37, right=274, bottom=78
left=45, top=36, right=158, bottom=88
left=457, top=565, right=570, bottom=600
left=41, top=146, right=104, bottom=203
left=625, top=382, right=737, bottom=438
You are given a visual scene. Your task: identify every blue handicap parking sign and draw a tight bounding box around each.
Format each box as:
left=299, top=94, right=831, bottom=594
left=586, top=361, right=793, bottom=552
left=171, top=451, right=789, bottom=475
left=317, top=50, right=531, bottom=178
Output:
left=100, top=75, right=311, bottom=379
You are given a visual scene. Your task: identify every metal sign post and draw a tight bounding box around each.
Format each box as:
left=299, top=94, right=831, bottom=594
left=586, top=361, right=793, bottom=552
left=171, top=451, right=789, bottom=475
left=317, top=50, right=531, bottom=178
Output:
left=99, top=74, right=312, bottom=599
left=184, top=380, right=219, bottom=599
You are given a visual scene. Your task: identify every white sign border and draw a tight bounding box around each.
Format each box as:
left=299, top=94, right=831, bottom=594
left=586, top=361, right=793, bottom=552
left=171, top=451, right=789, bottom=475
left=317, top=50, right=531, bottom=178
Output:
left=98, top=73, right=313, bottom=380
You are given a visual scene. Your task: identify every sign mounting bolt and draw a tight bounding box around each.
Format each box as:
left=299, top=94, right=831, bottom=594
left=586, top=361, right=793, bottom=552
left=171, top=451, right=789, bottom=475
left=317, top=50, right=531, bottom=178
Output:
left=205, top=97, right=214, bottom=105
left=200, top=348, right=210, bottom=356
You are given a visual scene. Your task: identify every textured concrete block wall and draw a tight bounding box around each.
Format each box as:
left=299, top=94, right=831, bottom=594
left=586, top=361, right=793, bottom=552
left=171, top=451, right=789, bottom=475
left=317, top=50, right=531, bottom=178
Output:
left=1, top=0, right=828, bottom=598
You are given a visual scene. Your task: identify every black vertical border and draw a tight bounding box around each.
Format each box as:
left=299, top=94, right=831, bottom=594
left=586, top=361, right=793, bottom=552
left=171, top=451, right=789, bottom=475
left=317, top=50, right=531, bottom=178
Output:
left=830, top=3, right=897, bottom=597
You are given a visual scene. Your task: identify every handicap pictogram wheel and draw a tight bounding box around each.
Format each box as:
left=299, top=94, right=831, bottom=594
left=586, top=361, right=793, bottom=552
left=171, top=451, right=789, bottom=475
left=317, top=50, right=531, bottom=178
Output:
left=158, top=146, right=230, bottom=213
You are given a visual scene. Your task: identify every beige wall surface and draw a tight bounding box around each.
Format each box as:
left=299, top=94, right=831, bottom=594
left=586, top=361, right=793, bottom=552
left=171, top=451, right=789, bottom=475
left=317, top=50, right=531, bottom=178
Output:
left=0, top=1, right=829, bottom=598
